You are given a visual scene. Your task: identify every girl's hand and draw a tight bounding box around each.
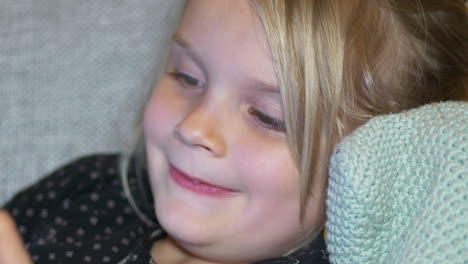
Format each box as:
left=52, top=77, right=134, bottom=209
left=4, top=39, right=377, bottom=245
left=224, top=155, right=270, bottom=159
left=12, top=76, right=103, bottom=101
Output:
left=0, top=210, right=32, bottom=264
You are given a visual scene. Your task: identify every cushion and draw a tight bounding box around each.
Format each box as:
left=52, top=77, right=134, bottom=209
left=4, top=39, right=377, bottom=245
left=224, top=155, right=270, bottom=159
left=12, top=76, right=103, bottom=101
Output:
left=0, top=0, right=184, bottom=204
left=326, top=102, right=467, bottom=263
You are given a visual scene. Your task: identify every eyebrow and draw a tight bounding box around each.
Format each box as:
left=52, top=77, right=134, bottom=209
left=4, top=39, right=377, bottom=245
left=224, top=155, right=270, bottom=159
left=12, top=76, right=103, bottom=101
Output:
left=172, top=33, right=205, bottom=67
left=242, top=77, right=280, bottom=94
left=172, top=33, right=279, bottom=94
left=172, top=33, right=190, bottom=51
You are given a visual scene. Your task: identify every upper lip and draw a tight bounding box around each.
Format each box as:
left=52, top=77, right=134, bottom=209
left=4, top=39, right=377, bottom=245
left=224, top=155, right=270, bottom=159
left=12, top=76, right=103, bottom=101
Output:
left=169, top=163, right=239, bottom=192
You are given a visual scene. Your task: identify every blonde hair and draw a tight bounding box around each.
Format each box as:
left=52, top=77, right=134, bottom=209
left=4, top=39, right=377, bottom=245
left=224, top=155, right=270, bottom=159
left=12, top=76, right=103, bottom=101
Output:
left=254, top=0, right=467, bottom=217
left=121, top=0, right=468, bottom=234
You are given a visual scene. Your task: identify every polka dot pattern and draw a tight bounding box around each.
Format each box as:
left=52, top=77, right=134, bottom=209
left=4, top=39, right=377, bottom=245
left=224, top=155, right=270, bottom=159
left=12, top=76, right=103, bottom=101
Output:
left=3, top=154, right=161, bottom=263
left=3, top=154, right=329, bottom=263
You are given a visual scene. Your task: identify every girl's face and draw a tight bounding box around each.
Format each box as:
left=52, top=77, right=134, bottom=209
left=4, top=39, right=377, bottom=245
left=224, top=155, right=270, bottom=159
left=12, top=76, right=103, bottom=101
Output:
left=144, top=0, right=324, bottom=262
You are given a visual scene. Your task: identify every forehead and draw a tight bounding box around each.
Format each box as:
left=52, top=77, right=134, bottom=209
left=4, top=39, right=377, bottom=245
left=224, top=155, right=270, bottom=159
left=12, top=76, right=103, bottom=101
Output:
left=177, top=0, right=276, bottom=86
left=181, top=0, right=258, bottom=40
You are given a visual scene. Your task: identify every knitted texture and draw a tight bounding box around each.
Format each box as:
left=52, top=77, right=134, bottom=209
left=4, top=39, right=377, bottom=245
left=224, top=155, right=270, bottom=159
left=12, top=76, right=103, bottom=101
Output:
left=326, top=102, right=468, bottom=264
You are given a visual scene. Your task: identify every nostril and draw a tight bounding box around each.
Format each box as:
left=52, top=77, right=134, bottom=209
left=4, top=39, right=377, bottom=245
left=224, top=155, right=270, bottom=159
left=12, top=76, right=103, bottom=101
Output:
left=174, top=126, right=212, bottom=152
left=194, top=143, right=212, bottom=152
left=173, top=123, right=206, bottom=149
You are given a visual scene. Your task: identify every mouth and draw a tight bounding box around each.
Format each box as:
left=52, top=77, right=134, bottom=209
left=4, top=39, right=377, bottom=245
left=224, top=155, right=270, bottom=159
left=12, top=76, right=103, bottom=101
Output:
left=169, top=164, right=239, bottom=197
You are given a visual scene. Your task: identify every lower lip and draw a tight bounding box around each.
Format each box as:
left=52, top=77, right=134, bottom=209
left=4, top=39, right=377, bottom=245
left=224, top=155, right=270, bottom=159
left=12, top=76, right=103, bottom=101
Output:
left=169, top=165, right=237, bottom=197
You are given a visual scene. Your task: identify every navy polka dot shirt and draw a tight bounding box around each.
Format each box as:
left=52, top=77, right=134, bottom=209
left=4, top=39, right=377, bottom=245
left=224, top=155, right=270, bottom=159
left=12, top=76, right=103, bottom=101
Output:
left=3, top=154, right=328, bottom=263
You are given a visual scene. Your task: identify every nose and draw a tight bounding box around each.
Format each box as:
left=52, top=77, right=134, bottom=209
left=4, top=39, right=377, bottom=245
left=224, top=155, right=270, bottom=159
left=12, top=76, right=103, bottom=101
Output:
left=174, top=106, right=227, bottom=157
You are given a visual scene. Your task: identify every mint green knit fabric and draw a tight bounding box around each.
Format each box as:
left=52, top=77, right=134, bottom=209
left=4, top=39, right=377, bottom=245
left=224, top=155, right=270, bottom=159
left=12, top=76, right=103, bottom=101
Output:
left=326, top=102, right=467, bottom=264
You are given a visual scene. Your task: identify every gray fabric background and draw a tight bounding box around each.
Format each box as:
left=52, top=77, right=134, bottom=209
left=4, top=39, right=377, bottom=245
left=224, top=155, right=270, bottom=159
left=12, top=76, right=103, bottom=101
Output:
left=0, top=1, right=184, bottom=205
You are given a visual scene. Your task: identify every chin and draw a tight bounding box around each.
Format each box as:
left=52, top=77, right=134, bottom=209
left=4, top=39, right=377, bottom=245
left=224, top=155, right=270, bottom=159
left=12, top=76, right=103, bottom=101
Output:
left=156, top=202, right=288, bottom=263
left=161, top=216, right=213, bottom=246
left=154, top=194, right=218, bottom=246
left=177, top=240, right=280, bottom=264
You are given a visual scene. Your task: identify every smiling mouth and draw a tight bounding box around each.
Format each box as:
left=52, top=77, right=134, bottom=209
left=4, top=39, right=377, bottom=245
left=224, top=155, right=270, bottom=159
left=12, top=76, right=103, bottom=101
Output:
left=169, top=164, right=238, bottom=197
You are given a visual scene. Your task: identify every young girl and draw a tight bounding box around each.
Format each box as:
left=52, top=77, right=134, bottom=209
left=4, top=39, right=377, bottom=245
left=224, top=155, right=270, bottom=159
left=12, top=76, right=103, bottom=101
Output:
left=1, top=0, right=466, bottom=263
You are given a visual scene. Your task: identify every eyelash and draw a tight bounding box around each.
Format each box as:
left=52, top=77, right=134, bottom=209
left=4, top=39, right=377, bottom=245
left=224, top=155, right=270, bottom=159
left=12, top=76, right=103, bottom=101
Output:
left=168, top=70, right=204, bottom=88
left=168, top=70, right=286, bottom=133
left=248, top=107, right=286, bottom=133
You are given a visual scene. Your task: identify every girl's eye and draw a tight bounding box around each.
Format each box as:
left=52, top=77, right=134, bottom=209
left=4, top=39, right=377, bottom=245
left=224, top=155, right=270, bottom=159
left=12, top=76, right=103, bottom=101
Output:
left=248, top=107, right=286, bottom=133
left=168, top=70, right=204, bottom=88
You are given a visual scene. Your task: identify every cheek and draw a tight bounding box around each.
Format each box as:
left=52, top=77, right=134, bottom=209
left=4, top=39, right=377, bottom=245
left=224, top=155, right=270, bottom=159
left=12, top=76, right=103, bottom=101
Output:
left=143, top=81, right=180, bottom=142
left=233, top=134, right=300, bottom=205
left=230, top=134, right=311, bottom=245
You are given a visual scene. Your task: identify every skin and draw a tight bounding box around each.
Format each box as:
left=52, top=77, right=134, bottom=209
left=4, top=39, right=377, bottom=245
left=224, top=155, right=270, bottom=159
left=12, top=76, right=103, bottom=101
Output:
left=0, top=1, right=325, bottom=263
left=0, top=210, right=32, bottom=264
left=145, top=0, right=325, bottom=263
